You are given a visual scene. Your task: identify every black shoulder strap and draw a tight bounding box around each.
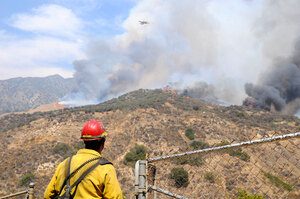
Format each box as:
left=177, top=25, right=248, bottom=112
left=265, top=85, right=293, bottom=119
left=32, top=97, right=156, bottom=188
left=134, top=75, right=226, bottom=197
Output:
left=65, top=156, right=73, bottom=198
left=70, top=158, right=112, bottom=191
left=57, top=156, right=101, bottom=197
left=55, top=156, right=73, bottom=198
left=59, top=157, right=112, bottom=198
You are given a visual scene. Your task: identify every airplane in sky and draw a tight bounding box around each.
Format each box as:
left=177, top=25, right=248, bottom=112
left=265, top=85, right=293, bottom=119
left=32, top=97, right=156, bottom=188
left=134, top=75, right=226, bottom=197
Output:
left=139, top=20, right=149, bottom=25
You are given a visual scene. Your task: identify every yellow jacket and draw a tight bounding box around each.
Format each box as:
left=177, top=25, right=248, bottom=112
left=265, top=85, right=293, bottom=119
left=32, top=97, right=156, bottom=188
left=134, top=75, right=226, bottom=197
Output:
left=44, top=149, right=123, bottom=199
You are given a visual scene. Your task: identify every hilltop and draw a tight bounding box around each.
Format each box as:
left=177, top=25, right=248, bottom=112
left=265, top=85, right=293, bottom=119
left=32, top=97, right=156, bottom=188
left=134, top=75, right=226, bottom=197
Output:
left=0, top=89, right=299, bottom=198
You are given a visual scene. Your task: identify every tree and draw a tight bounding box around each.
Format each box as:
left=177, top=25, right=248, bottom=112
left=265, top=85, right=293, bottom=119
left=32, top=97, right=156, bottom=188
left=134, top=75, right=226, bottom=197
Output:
left=124, top=145, right=147, bottom=167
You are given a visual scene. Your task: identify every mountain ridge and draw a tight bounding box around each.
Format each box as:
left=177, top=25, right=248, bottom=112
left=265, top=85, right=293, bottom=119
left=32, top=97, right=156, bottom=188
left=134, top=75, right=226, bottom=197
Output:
left=0, top=74, right=75, bottom=114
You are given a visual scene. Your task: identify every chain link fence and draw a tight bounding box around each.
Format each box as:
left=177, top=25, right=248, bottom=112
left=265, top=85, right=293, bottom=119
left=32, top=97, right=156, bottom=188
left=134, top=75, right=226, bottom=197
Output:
left=136, top=132, right=300, bottom=199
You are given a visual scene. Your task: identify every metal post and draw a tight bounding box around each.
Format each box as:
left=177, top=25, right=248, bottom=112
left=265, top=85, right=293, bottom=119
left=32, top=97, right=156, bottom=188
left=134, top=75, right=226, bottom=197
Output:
left=27, top=182, right=35, bottom=199
left=153, top=167, right=157, bottom=199
left=135, top=161, right=140, bottom=198
left=135, top=160, right=147, bottom=199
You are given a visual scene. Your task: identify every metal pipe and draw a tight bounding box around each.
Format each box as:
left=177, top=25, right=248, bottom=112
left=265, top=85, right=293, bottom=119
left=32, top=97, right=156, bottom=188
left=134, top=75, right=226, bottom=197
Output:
left=149, top=185, right=188, bottom=199
left=148, top=132, right=300, bottom=163
left=0, top=191, right=27, bottom=199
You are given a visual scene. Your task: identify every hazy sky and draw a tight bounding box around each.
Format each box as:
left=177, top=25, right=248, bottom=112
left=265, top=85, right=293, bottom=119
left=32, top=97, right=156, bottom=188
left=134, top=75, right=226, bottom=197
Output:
left=0, top=0, right=261, bottom=81
left=0, top=0, right=136, bottom=79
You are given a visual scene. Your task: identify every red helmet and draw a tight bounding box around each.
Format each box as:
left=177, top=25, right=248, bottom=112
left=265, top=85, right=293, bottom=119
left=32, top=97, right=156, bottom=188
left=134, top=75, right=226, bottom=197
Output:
left=81, top=120, right=107, bottom=141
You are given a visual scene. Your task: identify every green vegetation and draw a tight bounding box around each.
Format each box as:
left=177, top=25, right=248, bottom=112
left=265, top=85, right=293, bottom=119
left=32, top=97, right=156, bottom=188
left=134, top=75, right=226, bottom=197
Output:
left=192, top=106, right=199, bottom=110
left=236, top=112, right=246, bottom=118
left=0, top=112, right=45, bottom=133
left=174, top=155, right=203, bottom=166
left=74, top=141, right=85, bottom=150
left=228, top=148, right=250, bottom=162
left=124, top=145, right=147, bottom=167
left=51, top=141, right=89, bottom=158
left=77, top=89, right=168, bottom=113
left=170, top=168, right=189, bottom=188
left=215, top=105, right=298, bottom=130
left=190, top=140, right=209, bottom=150
left=216, top=141, right=250, bottom=162
left=264, top=172, right=294, bottom=191
left=215, top=141, right=231, bottom=147
left=19, top=172, right=35, bottom=187
left=52, top=142, right=74, bottom=157
left=204, top=172, right=215, bottom=183
left=185, top=128, right=195, bottom=140
left=237, top=190, right=264, bottom=199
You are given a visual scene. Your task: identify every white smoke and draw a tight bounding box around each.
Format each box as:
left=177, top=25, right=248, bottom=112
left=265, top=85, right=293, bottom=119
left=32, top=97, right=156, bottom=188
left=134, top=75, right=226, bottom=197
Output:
left=65, top=0, right=300, bottom=109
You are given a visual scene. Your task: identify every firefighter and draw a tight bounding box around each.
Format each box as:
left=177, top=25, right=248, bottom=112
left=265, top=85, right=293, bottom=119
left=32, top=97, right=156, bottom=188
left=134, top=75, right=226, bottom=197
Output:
left=44, top=120, right=123, bottom=199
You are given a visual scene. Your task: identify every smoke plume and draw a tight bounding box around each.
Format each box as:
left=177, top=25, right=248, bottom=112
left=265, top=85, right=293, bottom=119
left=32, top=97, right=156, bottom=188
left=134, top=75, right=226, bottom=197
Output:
left=66, top=0, right=300, bottom=115
left=244, top=0, right=300, bottom=115
left=171, top=81, right=217, bottom=101
left=245, top=62, right=300, bottom=113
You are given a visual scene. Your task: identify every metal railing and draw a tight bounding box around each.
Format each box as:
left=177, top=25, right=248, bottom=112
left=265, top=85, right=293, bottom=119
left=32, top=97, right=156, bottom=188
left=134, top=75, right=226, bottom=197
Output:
left=0, top=183, right=35, bottom=199
left=135, top=132, right=300, bottom=199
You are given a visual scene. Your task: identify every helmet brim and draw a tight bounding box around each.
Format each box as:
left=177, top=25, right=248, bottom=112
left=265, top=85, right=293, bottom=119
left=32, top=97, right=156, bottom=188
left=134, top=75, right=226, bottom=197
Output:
left=80, top=134, right=106, bottom=141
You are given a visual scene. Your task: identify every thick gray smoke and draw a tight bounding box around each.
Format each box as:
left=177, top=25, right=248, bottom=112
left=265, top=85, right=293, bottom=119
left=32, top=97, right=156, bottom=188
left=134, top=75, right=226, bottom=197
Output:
left=244, top=0, right=300, bottom=115
left=245, top=0, right=300, bottom=114
left=65, top=0, right=300, bottom=115
left=245, top=58, right=300, bottom=114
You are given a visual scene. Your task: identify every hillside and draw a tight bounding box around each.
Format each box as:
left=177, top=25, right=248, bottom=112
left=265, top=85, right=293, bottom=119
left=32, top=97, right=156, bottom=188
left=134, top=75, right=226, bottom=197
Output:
left=0, top=89, right=299, bottom=198
left=0, top=75, right=75, bottom=114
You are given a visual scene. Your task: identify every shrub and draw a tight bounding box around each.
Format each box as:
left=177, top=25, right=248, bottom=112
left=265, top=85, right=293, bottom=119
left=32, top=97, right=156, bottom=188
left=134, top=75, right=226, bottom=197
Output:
left=237, top=189, right=264, bottom=199
left=124, top=145, right=147, bottom=167
left=264, top=172, right=294, bottom=191
left=74, top=141, right=85, bottom=150
left=170, top=168, right=189, bottom=188
left=185, top=128, right=195, bottom=140
left=204, top=172, right=215, bottom=183
left=216, top=141, right=230, bottom=147
left=236, top=112, right=245, bottom=118
left=133, top=145, right=147, bottom=158
left=216, top=141, right=250, bottom=162
left=228, top=148, right=250, bottom=162
left=192, top=106, right=199, bottom=111
left=174, top=155, right=203, bottom=166
left=52, top=143, right=74, bottom=157
left=190, top=141, right=209, bottom=150
left=19, top=172, right=35, bottom=187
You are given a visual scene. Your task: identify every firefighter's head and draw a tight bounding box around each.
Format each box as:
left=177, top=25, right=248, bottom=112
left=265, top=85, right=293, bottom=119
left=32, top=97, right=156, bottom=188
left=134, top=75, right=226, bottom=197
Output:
left=81, top=120, right=107, bottom=152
